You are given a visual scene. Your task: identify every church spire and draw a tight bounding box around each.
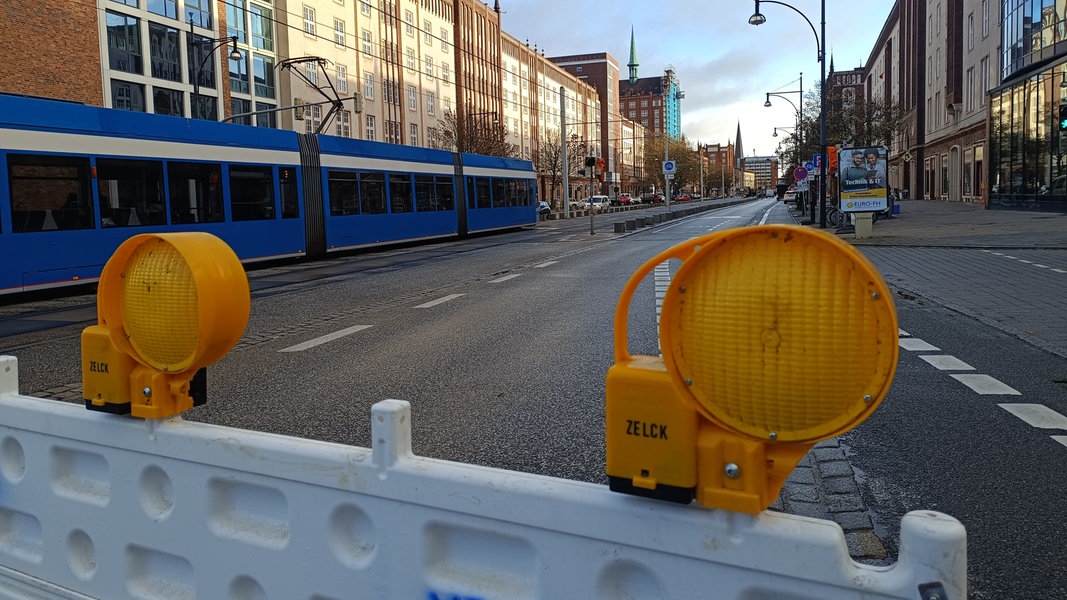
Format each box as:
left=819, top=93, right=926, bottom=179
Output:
left=627, top=27, right=639, bottom=84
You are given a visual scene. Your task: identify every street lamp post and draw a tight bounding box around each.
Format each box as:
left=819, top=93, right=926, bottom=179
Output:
left=189, top=15, right=240, bottom=121
left=749, top=0, right=826, bottom=228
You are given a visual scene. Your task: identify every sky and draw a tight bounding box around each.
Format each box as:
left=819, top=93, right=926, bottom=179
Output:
left=499, top=0, right=895, bottom=158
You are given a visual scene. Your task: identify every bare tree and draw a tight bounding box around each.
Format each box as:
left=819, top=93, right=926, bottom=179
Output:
left=536, top=129, right=564, bottom=209
left=436, top=109, right=518, bottom=157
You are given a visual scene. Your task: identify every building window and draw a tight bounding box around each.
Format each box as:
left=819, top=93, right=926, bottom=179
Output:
left=424, top=56, right=433, bottom=77
left=444, top=97, right=451, bottom=112
left=303, top=6, right=316, bottom=37
left=978, top=57, right=988, bottom=106
left=440, top=28, right=449, bottom=49
left=227, top=0, right=247, bottom=43
left=441, top=63, right=449, bottom=83
left=188, top=34, right=216, bottom=89
left=147, top=0, right=177, bottom=20
left=981, top=0, right=988, bottom=36
left=229, top=49, right=248, bottom=92
left=427, top=92, right=435, bottom=114
left=231, top=97, right=252, bottom=125
left=305, top=105, right=322, bottom=133
left=360, top=0, right=371, bottom=16
left=362, top=30, right=372, bottom=54
left=337, top=110, right=351, bottom=137
left=148, top=22, right=181, bottom=82
left=386, top=120, right=401, bottom=144
left=366, top=114, right=376, bottom=141
left=250, top=5, right=273, bottom=51
left=424, top=20, right=432, bottom=44
left=153, top=87, right=182, bottom=116
left=967, top=14, right=974, bottom=50
left=253, top=54, right=275, bottom=98
left=407, top=48, right=416, bottom=71
left=336, top=65, right=348, bottom=93
left=384, top=79, right=398, bottom=105
left=410, top=123, right=418, bottom=146
left=405, top=10, right=414, bottom=35
left=334, top=19, right=345, bottom=46
left=306, top=61, right=317, bottom=86
left=186, top=0, right=212, bottom=28
left=106, top=12, right=142, bottom=75
left=408, top=85, right=417, bottom=109
left=364, top=72, right=374, bottom=98
left=255, top=101, right=276, bottom=127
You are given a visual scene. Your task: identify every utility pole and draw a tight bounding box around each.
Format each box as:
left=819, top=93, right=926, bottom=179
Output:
left=560, top=86, right=569, bottom=218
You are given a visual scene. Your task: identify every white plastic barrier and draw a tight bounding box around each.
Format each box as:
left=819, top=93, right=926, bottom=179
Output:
left=0, top=355, right=966, bottom=600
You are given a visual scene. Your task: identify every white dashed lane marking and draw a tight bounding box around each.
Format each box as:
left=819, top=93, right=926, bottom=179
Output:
left=919, top=355, right=975, bottom=370
left=899, top=332, right=1067, bottom=447
left=981, top=249, right=1066, bottom=273
left=489, top=274, right=521, bottom=283
left=949, top=374, right=1021, bottom=395
left=899, top=338, right=940, bottom=351
left=413, top=294, right=464, bottom=308
left=533, top=261, right=558, bottom=268
left=998, top=404, right=1067, bottom=428
left=279, top=325, right=373, bottom=352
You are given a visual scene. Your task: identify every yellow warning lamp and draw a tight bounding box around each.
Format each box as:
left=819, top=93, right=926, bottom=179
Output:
left=606, top=225, right=898, bottom=514
left=81, top=233, right=250, bottom=419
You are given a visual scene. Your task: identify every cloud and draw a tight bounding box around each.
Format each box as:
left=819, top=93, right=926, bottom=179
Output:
left=501, top=0, right=892, bottom=157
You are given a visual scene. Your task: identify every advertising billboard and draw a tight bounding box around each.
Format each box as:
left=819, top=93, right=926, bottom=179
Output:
left=838, top=146, right=888, bottom=212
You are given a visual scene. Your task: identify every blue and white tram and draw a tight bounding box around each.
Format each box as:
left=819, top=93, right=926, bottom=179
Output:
left=0, top=94, right=538, bottom=295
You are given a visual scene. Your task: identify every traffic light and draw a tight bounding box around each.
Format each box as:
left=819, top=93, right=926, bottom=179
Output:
left=1059, top=105, right=1067, bottom=131
left=607, top=225, right=898, bottom=514
left=82, top=233, right=250, bottom=419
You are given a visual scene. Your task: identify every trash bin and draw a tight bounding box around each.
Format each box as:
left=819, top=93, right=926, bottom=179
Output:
left=892, top=204, right=901, bottom=215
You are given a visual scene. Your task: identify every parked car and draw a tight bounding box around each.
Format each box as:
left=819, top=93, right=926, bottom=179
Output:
left=569, top=199, right=588, bottom=210
left=537, top=201, right=551, bottom=215
left=673, top=194, right=691, bottom=202
left=618, top=193, right=634, bottom=205
left=588, top=195, right=611, bottom=212
left=783, top=190, right=797, bottom=202
left=641, top=193, right=664, bottom=204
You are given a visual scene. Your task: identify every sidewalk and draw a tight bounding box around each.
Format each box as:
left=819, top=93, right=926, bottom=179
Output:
left=776, top=197, right=1067, bottom=563
left=792, top=198, right=1067, bottom=248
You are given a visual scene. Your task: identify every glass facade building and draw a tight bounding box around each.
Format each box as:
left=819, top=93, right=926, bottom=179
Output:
left=989, top=0, right=1067, bottom=210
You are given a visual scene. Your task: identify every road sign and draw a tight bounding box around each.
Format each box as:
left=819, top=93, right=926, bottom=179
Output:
left=794, top=167, right=809, bottom=181
left=663, top=160, right=676, bottom=174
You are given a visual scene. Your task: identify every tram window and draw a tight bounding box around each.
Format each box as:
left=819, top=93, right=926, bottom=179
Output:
left=512, top=178, right=530, bottom=206
left=280, top=167, right=299, bottom=218
left=388, top=173, right=413, bottom=213
left=328, top=170, right=359, bottom=215
left=168, top=162, right=223, bottom=223
left=492, top=178, right=509, bottom=208
left=359, top=171, right=386, bottom=214
left=435, top=176, right=455, bottom=210
left=414, top=174, right=435, bottom=212
left=475, top=177, right=491, bottom=209
left=7, top=154, right=92, bottom=232
left=229, top=165, right=275, bottom=221
left=96, top=158, right=166, bottom=227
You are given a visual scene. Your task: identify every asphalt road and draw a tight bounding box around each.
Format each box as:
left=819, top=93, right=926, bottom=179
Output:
left=1, top=197, right=1064, bottom=598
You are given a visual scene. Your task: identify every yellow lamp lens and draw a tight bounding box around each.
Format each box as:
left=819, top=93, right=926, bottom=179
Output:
left=660, top=226, right=898, bottom=443
left=121, top=238, right=200, bottom=372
